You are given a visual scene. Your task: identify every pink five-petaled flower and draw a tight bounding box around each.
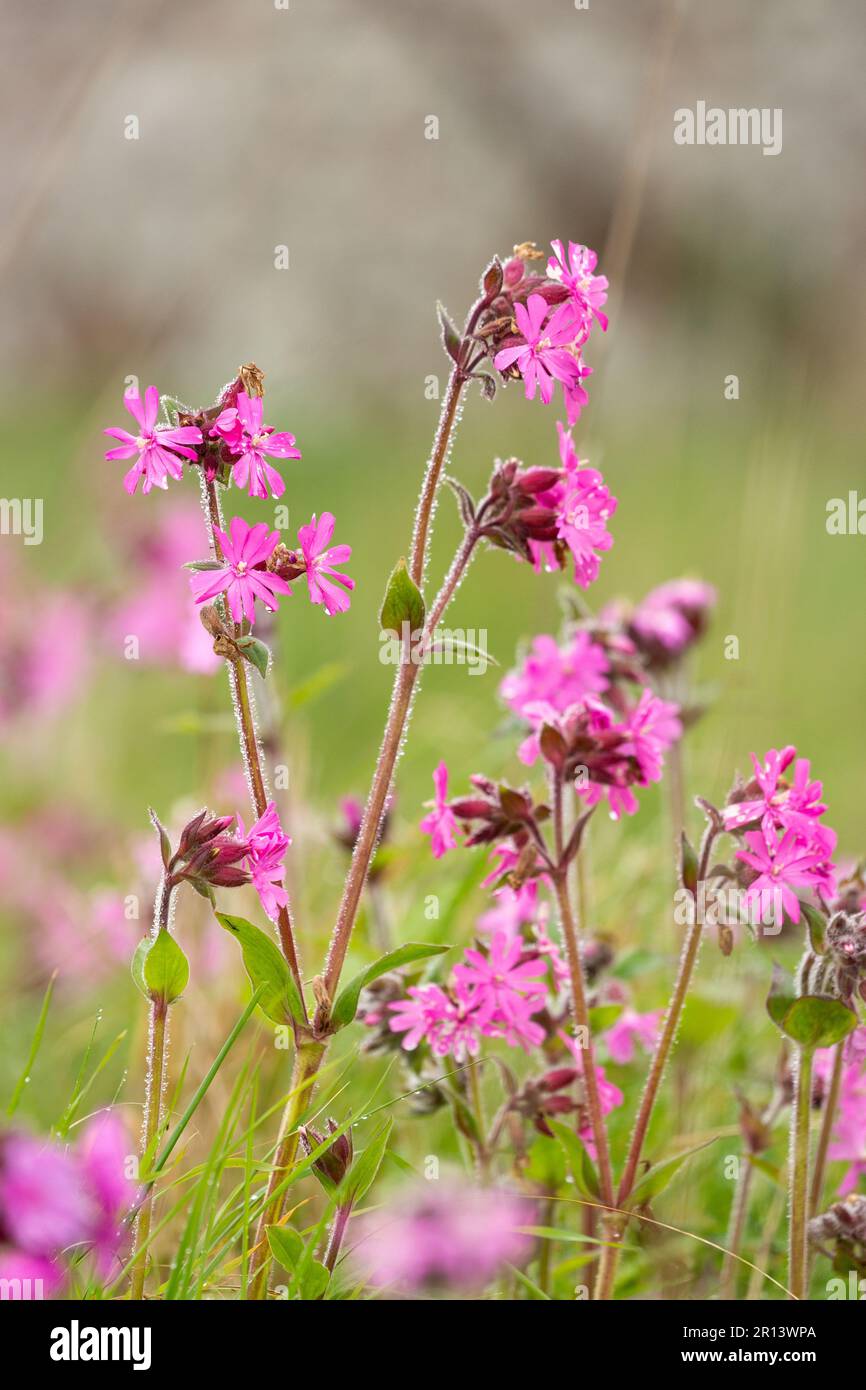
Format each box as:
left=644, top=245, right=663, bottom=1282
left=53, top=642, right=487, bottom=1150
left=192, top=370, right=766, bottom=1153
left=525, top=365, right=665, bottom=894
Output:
left=297, top=512, right=355, bottom=616
left=723, top=746, right=833, bottom=857
left=238, top=801, right=291, bottom=922
left=736, top=824, right=836, bottom=925
left=494, top=294, right=584, bottom=405
left=210, top=390, right=301, bottom=500
left=420, top=761, right=459, bottom=859
left=388, top=984, right=480, bottom=1063
left=454, top=928, right=548, bottom=1046
left=104, top=386, right=202, bottom=496
left=547, top=240, right=609, bottom=332
left=189, top=516, right=290, bottom=626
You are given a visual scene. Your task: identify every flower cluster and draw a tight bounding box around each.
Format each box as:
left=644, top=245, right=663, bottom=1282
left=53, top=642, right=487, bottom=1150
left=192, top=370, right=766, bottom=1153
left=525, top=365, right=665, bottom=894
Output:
left=723, top=746, right=838, bottom=923
left=106, top=378, right=354, bottom=635
left=482, top=240, right=608, bottom=424
left=0, top=1112, right=134, bottom=1294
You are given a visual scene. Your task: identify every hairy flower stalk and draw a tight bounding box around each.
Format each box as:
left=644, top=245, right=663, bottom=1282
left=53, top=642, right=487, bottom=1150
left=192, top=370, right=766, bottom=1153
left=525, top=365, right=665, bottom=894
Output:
left=789, top=1047, right=813, bottom=1299
left=809, top=1041, right=845, bottom=1216
left=129, top=873, right=173, bottom=1300
left=200, top=469, right=306, bottom=1005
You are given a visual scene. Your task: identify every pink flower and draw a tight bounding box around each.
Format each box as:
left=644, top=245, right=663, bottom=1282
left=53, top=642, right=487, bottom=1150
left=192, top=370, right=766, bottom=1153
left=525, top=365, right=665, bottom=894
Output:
left=603, top=1008, right=663, bottom=1065
left=554, top=464, right=617, bottom=588
left=736, top=824, right=836, bottom=924
left=110, top=503, right=219, bottom=674
left=723, top=747, right=833, bottom=858
left=420, top=761, right=459, bottom=858
left=189, top=515, right=290, bottom=626
left=500, top=631, right=610, bottom=721
left=77, top=1111, right=137, bottom=1278
left=0, top=1135, right=96, bottom=1258
left=454, top=928, right=547, bottom=1047
left=547, top=239, right=609, bottom=332
left=238, top=801, right=290, bottom=921
left=355, top=1179, right=533, bottom=1293
left=494, top=294, right=585, bottom=405
left=211, top=390, right=301, bottom=499
left=630, top=578, right=717, bottom=662
left=558, top=1030, right=624, bottom=1158
left=297, top=512, right=355, bottom=616
left=389, top=985, right=480, bottom=1062
left=0, top=1249, right=64, bottom=1298
left=104, top=386, right=202, bottom=495
left=829, top=1027, right=866, bottom=1194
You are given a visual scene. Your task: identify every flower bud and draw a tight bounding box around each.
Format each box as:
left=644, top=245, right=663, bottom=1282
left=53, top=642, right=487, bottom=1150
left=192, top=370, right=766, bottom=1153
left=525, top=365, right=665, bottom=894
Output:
left=299, top=1119, right=353, bottom=1193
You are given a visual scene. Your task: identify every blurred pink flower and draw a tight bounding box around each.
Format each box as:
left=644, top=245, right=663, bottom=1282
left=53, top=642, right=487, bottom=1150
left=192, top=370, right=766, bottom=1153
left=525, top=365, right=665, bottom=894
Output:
left=355, top=1179, right=533, bottom=1294
left=500, top=631, right=610, bottom=721
left=420, top=761, right=459, bottom=859
left=829, top=1027, right=866, bottom=1194
left=104, top=386, right=201, bottom=495
left=297, top=512, right=354, bottom=616
left=189, top=516, right=290, bottom=626
left=603, top=1008, right=663, bottom=1065
left=0, top=1135, right=96, bottom=1258
left=109, top=503, right=219, bottom=674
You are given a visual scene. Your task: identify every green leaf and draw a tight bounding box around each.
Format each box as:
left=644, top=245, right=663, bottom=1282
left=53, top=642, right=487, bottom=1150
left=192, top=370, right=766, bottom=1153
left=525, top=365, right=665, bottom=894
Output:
left=216, top=913, right=304, bottom=1026
left=779, top=995, right=857, bottom=1050
left=506, top=1263, right=551, bottom=1300
left=184, top=558, right=223, bottom=572
left=766, top=962, right=797, bottom=1030
left=132, top=930, right=189, bottom=1005
left=344, top=1118, right=392, bottom=1204
left=379, top=558, right=425, bottom=637
left=800, top=900, right=828, bottom=955
left=628, top=1137, right=718, bottom=1207
left=524, top=1135, right=567, bottom=1190
left=266, top=1224, right=304, bottom=1273
left=437, top=301, right=462, bottom=363
left=547, top=1119, right=600, bottom=1200
left=235, top=635, right=270, bottom=679
left=6, top=972, right=56, bottom=1118
left=330, top=942, right=449, bottom=1030
left=298, top=1258, right=330, bottom=1300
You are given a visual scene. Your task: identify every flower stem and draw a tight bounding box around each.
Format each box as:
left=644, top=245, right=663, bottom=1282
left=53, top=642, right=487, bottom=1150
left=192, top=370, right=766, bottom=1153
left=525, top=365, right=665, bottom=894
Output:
left=129, top=875, right=172, bottom=1300
left=720, top=1157, right=755, bottom=1299
left=788, top=1046, right=813, bottom=1299
left=322, top=529, right=479, bottom=1004
left=202, top=476, right=305, bottom=1010
left=248, top=1040, right=326, bottom=1299
left=809, top=1040, right=843, bottom=1217
left=322, top=1202, right=352, bottom=1277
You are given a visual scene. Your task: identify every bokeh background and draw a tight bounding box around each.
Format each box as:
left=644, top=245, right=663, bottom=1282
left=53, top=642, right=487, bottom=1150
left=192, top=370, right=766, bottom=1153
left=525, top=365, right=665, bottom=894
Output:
left=1, top=0, right=864, bottom=1297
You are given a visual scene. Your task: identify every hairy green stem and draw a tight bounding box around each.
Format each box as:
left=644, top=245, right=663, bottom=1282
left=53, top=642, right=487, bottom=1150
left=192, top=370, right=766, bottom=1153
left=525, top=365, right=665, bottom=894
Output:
left=788, top=1047, right=813, bottom=1299
left=248, top=1041, right=326, bottom=1299
left=203, top=475, right=306, bottom=1010
left=810, top=1041, right=843, bottom=1217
